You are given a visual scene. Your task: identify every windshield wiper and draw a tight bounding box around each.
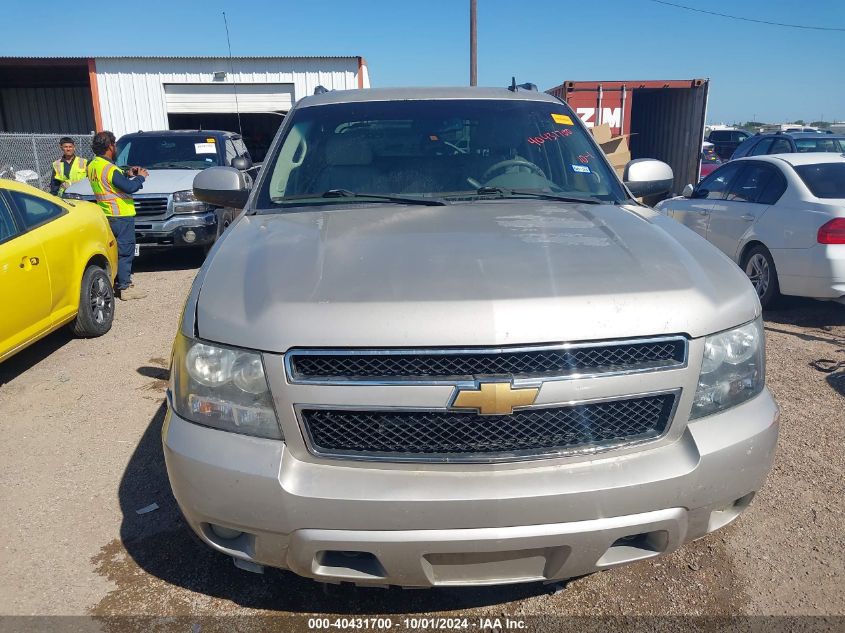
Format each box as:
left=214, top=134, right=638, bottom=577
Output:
left=466, top=186, right=603, bottom=204
left=147, top=163, right=199, bottom=170
left=286, top=189, right=447, bottom=206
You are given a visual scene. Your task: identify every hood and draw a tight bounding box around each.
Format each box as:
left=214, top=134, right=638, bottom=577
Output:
left=194, top=200, right=759, bottom=351
left=66, top=169, right=202, bottom=196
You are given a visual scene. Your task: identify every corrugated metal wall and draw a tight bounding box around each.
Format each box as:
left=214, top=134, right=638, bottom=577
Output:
left=0, top=86, right=94, bottom=133
left=629, top=86, right=708, bottom=194
left=94, top=57, right=366, bottom=138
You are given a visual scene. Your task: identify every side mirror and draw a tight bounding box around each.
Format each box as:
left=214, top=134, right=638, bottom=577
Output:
left=623, top=158, right=674, bottom=198
left=682, top=184, right=695, bottom=198
left=194, top=166, right=250, bottom=208
left=231, top=156, right=253, bottom=171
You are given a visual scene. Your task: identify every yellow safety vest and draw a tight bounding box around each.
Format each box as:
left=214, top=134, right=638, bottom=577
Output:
left=52, top=156, right=88, bottom=197
left=86, top=156, right=136, bottom=217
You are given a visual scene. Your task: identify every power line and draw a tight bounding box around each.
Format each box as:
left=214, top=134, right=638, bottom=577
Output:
left=646, top=0, right=845, bottom=31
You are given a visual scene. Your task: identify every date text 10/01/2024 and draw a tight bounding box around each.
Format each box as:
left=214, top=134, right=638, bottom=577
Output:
left=307, top=617, right=529, bottom=630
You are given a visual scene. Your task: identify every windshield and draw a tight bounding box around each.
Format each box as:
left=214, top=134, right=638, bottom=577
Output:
left=795, top=163, right=845, bottom=199
left=115, top=135, right=223, bottom=170
left=257, top=99, right=627, bottom=208
left=794, top=138, right=845, bottom=153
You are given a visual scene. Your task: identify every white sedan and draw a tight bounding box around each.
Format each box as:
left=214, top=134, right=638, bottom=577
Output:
left=656, top=153, right=845, bottom=307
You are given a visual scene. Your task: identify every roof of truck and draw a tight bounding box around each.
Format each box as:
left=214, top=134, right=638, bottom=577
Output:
left=118, top=130, right=240, bottom=138
left=300, top=86, right=560, bottom=107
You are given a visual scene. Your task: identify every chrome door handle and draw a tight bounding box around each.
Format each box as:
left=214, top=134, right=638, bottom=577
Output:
left=741, top=214, right=755, bottom=221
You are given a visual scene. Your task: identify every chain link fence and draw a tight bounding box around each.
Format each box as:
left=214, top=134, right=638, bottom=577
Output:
left=0, top=133, right=95, bottom=192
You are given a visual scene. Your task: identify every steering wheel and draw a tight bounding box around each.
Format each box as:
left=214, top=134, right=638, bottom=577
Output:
left=482, top=159, right=546, bottom=182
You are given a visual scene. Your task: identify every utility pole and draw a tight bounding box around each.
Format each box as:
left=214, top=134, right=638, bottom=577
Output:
left=470, top=0, right=477, bottom=86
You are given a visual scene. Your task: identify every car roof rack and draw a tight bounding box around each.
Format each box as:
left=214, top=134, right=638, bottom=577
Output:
left=508, top=77, right=538, bottom=92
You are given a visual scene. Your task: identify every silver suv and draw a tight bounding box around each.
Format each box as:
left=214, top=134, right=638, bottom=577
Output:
left=164, top=87, right=779, bottom=587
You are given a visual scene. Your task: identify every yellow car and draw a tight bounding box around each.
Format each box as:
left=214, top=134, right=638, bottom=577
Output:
left=0, top=179, right=118, bottom=362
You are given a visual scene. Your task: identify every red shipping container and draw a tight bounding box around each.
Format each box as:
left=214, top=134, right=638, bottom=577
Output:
left=547, top=79, right=710, bottom=195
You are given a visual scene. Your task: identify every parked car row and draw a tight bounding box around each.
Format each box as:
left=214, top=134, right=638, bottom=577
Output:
left=704, top=128, right=845, bottom=167
left=731, top=132, right=845, bottom=160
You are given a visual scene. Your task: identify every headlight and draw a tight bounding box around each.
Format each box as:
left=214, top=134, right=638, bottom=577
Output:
left=172, top=189, right=196, bottom=203
left=691, top=317, right=765, bottom=420
left=172, top=189, right=210, bottom=214
left=171, top=333, right=283, bottom=440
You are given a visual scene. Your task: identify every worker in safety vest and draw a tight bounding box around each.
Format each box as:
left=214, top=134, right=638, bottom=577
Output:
left=87, top=131, right=149, bottom=301
left=49, top=137, right=88, bottom=197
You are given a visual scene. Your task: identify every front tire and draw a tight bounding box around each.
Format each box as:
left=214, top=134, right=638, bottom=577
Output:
left=742, top=245, right=780, bottom=309
left=71, top=265, right=115, bottom=337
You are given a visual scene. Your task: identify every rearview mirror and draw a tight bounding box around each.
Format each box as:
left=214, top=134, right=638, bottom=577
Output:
left=231, top=156, right=253, bottom=171
left=194, top=166, right=250, bottom=208
left=682, top=184, right=695, bottom=198
left=623, top=159, right=674, bottom=198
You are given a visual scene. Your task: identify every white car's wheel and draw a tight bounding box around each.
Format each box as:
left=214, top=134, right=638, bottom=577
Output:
left=742, top=246, right=780, bottom=309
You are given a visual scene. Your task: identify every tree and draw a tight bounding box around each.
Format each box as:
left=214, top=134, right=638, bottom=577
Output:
left=810, top=121, right=831, bottom=129
left=792, top=119, right=805, bottom=125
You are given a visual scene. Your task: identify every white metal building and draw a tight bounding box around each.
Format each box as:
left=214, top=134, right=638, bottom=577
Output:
left=0, top=55, right=370, bottom=159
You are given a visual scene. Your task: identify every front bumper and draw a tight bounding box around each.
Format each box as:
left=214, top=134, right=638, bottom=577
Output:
left=135, top=211, right=217, bottom=248
left=163, top=389, right=779, bottom=587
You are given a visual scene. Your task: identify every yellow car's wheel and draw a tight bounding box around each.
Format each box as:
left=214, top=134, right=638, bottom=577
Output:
left=71, top=265, right=115, bottom=337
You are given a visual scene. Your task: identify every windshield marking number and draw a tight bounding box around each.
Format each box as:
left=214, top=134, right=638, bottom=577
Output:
left=528, top=129, right=573, bottom=145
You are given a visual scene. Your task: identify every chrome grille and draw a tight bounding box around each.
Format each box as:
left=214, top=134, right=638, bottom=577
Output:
left=133, top=196, right=169, bottom=216
left=289, top=338, right=687, bottom=383
left=300, top=393, right=677, bottom=462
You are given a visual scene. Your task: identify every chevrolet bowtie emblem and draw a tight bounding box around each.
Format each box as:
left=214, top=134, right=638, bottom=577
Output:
left=451, top=382, right=540, bottom=416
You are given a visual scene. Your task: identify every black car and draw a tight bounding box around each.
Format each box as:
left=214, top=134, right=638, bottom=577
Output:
left=731, top=132, right=845, bottom=160
left=706, top=129, right=752, bottom=161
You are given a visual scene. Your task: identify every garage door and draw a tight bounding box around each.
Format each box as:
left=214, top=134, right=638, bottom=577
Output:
left=164, top=84, right=294, bottom=114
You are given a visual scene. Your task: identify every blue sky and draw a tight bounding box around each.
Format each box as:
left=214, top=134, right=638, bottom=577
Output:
left=4, top=0, right=843, bottom=123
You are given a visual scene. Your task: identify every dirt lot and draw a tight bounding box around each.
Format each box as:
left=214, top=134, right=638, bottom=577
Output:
left=1, top=251, right=843, bottom=630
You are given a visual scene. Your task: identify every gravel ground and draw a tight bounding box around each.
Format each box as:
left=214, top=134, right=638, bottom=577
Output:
left=1, top=251, right=843, bottom=631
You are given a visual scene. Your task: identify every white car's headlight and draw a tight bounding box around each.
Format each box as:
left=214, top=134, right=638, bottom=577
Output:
left=171, top=333, right=282, bottom=440
left=172, top=189, right=210, bottom=214
left=691, top=317, right=765, bottom=420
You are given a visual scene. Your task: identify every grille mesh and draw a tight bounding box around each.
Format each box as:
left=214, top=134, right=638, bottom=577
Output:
left=301, top=394, right=675, bottom=461
left=290, top=340, right=685, bottom=381
left=134, top=197, right=169, bottom=216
